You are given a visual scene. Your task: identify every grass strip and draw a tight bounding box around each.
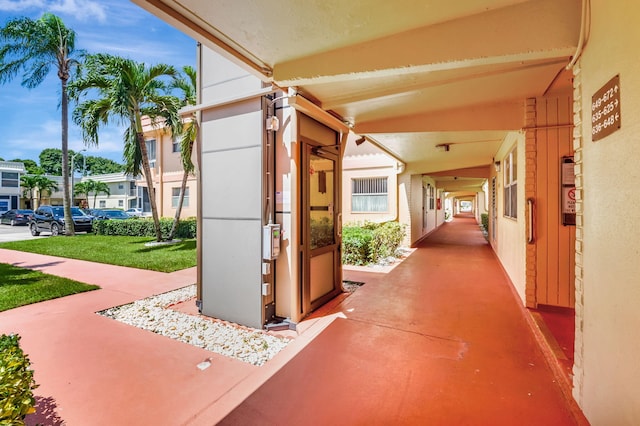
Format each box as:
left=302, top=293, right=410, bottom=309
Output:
left=0, top=235, right=196, bottom=273
left=0, top=263, right=99, bottom=312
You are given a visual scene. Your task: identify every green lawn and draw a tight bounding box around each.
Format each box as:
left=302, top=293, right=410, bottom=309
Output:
left=0, top=235, right=196, bottom=273
left=0, top=263, right=99, bottom=312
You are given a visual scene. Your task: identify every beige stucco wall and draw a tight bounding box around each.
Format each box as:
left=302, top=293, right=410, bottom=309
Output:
left=492, top=131, right=526, bottom=303
left=574, top=2, right=640, bottom=423
left=342, top=152, right=398, bottom=225
left=274, top=96, right=297, bottom=321
left=397, top=173, right=446, bottom=247
left=159, top=173, right=198, bottom=218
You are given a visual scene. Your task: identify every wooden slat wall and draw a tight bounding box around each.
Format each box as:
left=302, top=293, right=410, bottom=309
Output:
left=535, top=95, right=576, bottom=307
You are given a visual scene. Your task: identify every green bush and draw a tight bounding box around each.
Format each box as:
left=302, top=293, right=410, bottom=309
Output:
left=341, top=226, right=373, bottom=265
left=341, top=221, right=406, bottom=265
left=92, top=217, right=197, bottom=239
left=370, top=221, right=406, bottom=263
left=0, top=334, right=38, bottom=424
left=480, top=213, right=489, bottom=232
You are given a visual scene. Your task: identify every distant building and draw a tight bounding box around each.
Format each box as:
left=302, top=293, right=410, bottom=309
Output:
left=78, top=173, right=139, bottom=210
left=0, top=161, right=25, bottom=213
left=140, top=116, right=197, bottom=219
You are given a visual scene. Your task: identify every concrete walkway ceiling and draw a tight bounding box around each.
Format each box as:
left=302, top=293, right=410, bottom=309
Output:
left=136, top=0, right=581, bottom=189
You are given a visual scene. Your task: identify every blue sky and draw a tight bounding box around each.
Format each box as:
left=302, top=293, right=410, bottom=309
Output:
left=0, top=0, right=196, bottom=165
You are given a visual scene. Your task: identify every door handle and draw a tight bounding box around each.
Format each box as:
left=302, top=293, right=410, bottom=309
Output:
left=337, top=213, right=342, bottom=238
left=527, top=198, right=535, bottom=244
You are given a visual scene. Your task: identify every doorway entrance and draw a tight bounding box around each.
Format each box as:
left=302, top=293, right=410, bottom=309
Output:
left=300, top=142, right=342, bottom=317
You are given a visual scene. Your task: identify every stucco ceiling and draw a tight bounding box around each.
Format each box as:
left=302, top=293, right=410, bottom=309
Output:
left=133, top=0, right=581, bottom=191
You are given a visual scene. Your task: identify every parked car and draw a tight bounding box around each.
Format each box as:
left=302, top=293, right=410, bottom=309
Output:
left=0, top=209, right=34, bottom=226
left=30, top=206, right=93, bottom=236
left=125, top=208, right=143, bottom=217
left=89, top=209, right=131, bottom=220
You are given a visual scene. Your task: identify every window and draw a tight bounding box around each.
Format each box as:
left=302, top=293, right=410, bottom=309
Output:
left=427, top=184, right=435, bottom=210
left=172, top=187, right=189, bottom=208
left=172, top=137, right=181, bottom=153
left=503, top=147, right=517, bottom=219
left=351, top=177, right=388, bottom=212
left=118, top=184, right=124, bottom=190
left=118, top=200, right=123, bottom=207
left=99, top=200, right=106, bottom=208
left=146, top=139, right=156, bottom=168
left=1, top=172, right=19, bottom=188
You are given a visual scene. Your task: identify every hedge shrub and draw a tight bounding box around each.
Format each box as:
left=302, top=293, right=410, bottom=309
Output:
left=92, top=217, right=197, bottom=239
left=370, top=221, right=405, bottom=263
left=480, top=213, right=489, bottom=232
left=342, top=226, right=374, bottom=265
left=0, top=334, right=38, bottom=424
left=342, top=221, right=406, bottom=265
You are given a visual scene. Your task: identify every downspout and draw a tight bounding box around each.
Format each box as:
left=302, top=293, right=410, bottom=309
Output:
left=566, top=0, right=590, bottom=70
left=195, top=42, right=203, bottom=311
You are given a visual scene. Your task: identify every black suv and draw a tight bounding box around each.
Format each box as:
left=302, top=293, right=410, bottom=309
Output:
left=30, top=205, right=93, bottom=236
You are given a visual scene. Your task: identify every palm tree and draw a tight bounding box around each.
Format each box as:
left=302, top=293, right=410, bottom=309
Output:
left=20, top=175, right=59, bottom=209
left=0, top=13, right=84, bottom=236
left=36, top=176, right=59, bottom=206
left=167, top=65, right=198, bottom=241
left=20, top=175, right=40, bottom=210
left=90, top=181, right=110, bottom=208
left=74, top=179, right=110, bottom=208
left=73, top=180, right=92, bottom=207
left=70, top=53, right=181, bottom=241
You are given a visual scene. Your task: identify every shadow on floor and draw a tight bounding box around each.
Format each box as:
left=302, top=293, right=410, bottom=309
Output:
left=26, top=395, right=66, bottom=426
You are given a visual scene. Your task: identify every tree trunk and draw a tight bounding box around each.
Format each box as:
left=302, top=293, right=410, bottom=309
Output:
left=136, top=131, right=163, bottom=242
left=168, top=170, right=189, bottom=241
left=61, top=77, right=75, bottom=236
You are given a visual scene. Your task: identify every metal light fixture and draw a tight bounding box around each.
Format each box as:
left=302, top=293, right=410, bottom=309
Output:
left=435, top=143, right=451, bottom=152
left=355, top=136, right=366, bottom=146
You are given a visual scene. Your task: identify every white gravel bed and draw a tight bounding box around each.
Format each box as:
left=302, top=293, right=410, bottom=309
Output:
left=98, top=285, right=290, bottom=366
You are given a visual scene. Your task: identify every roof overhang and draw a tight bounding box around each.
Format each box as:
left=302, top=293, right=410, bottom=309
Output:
left=132, top=0, right=582, bottom=192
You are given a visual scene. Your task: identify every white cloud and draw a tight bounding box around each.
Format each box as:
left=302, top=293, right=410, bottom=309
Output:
left=5, top=119, right=126, bottom=163
left=0, top=0, right=106, bottom=22
left=0, top=0, right=42, bottom=12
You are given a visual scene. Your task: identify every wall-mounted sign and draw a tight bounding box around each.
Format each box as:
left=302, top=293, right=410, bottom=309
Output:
left=592, top=75, right=621, bottom=142
left=561, top=156, right=576, bottom=226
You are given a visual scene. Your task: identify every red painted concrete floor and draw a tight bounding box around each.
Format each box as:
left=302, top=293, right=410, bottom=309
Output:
left=221, top=217, right=589, bottom=425
left=0, top=216, right=589, bottom=425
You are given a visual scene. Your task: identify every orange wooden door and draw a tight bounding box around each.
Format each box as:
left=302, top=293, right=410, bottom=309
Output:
left=535, top=95, right=576, bottom=308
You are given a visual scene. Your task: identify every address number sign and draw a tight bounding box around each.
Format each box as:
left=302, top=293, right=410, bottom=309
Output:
left=592, top=75, right=621, bottom=142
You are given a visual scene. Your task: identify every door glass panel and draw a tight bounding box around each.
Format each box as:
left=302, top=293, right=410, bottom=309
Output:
left=309, top=153, right=335, bottom=250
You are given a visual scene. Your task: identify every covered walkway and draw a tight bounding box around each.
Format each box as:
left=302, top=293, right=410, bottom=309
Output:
left=221, top=216, right=587, bottom=425
left=0, top=216, right=587, bottom=424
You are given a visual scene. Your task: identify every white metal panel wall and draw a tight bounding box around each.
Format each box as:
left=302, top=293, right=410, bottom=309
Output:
left=200, top=97, right=265, bottom=329
left=200, top=47, right=263, bottom=104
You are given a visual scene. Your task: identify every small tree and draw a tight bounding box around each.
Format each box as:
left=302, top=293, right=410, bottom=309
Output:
left=90, top=181, right=110, bottom=208
left=0, top=13, right=84, bottom=236
left=73, top=181, right=91, bottom=207
left=167, top=65, right=197, bottom=241
left=20, top=174, right=59, bottom=209
left=74, top=179, right=111, bottom=208
left=70, top=53, right=181, bottom=242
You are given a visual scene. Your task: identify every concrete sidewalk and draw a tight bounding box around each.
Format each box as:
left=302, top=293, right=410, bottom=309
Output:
left=0, top=250, right=337, bottom=425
